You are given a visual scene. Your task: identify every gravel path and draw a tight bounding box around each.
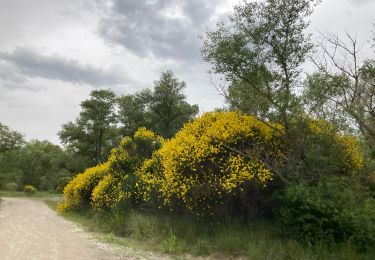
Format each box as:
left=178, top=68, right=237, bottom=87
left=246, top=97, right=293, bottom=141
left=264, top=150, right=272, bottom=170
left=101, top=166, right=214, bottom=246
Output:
left=0, top=197, right=168, bottom=260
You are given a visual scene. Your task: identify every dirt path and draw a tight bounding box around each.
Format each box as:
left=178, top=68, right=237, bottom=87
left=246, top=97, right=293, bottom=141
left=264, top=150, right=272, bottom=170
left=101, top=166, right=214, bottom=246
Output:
left=0, top=197, right=168, bottom=260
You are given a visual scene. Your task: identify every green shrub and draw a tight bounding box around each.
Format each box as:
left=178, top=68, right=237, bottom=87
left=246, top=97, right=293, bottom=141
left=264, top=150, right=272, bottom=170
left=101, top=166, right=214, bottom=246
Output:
left=350, top=198, right=375, bottom=249
left=24, top=184, right=37, bottom=194
left=3, top=182, right=18, bottom=191
left=284, top=118, right=363, bottom=184
left=275, top=177, right=375, bottom=248
left=55, top=177, right=72, bottom=193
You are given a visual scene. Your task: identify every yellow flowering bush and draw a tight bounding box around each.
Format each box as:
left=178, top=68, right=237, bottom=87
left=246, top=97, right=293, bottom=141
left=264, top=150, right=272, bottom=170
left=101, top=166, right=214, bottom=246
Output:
left=58, top=162, right=110, bottom=212
left=140, top=112, right=284, bottom=214
left=90, top=128, right=163, bottom=211
left=24, top=184, right=37, bottom=195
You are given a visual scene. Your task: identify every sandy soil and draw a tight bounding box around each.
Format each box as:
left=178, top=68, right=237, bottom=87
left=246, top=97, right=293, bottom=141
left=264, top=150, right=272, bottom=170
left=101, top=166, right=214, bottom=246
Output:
left=0, top=197, right=169, bottom=260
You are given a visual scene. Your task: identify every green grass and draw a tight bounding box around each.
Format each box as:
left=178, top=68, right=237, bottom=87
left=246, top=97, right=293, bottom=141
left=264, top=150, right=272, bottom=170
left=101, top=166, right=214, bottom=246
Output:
left=59, top=209, right=375, bottom=259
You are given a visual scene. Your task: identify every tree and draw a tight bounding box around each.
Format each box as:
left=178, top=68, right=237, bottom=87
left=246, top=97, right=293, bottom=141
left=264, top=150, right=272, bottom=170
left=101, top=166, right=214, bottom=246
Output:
left=305, top=32, right=375, bottom=148
left=117, top=90, right=152, bottom=137
left=148, top=71, right=199, bottom=138
left=202, top=0, right=320, bottom=134
left=0, top=122, right=25, bottom=152
left=118, top=71, right=199, bottom=138
left=19, top=140, right=71, bottom=190
left=0, top=123, right=25, bottom=189
left=59, top=90, right=118, bottom=165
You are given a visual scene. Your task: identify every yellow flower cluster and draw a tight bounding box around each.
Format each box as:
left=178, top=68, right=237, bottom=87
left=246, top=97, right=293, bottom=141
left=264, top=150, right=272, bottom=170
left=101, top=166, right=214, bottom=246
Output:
left=139, top=112, right=284, bottom=213
left=58, top=162, right=110, bottom=212
left=91, top=174, right=122, bottom=210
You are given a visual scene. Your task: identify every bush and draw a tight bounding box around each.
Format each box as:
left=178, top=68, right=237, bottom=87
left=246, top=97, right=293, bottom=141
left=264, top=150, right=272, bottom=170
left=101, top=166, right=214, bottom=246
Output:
left=3, top=182, right=18, bottom=191
left=59, top=162, right=110, bottom=212
left=285, top=118, right=363, bottom=184
left=275, top=178, right=375, bottom=248
left=24, top=184, right=37, bottom=194
left=273, top=117, right=372, bottom=247
left=92, top=128, right=163, bottom=211
left=140, top=112, right=284, bottom=216
left=55, top=177, right=72, bottom=193
left=62, top=128, right=164, bottom=212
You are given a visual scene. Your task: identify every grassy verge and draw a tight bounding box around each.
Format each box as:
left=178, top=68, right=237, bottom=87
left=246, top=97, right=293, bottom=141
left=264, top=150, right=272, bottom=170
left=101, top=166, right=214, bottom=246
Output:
left=0, top=190, right=60, bottom=198
left=59, top=209, right=375, bottom=259
left=1, top=190, right=372, bottom=259
left=0, top=190, right=63, bottom=209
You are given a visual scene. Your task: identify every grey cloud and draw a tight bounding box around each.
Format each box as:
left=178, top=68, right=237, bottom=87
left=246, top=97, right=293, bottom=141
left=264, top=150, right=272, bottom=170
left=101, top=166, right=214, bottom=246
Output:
left=98, top=0, right=225, bottom=62
left=0, top=61, right=28, bottom=84
left=0, top=48, right=126, bottom=86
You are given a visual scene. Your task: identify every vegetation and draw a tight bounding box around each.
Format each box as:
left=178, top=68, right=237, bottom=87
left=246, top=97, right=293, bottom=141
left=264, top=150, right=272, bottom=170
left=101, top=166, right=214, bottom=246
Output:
left=23, top=185, right=37, bottom=195
left=1, top=0, right=374, bottom=258
left=117, top=70, right=199, bottom=138
left=59, top=89, right=118, bottom=166
left=0, top=125, right=76, bottom=192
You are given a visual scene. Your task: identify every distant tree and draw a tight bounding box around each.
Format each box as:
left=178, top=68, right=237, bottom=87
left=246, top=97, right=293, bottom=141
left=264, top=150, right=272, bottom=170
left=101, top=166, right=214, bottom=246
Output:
left=59, top=90, right=118, bottom=165
left=118, top=71, right=199, bottom=138
left=0, top=122, right=25, bottom=152
left=117, top=90, right=152, bottom=137
left=0, top=123, right=25, bottom=189
left=19, top=140, right=69, bottom=190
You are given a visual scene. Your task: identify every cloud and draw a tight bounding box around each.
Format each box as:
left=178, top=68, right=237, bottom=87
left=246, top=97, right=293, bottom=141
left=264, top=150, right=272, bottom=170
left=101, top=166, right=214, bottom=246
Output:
left=348, top=0, right=372, bottom=6
left=98, top=0, right=226, bottom=62
left=0, top=47, right=127, bottom=87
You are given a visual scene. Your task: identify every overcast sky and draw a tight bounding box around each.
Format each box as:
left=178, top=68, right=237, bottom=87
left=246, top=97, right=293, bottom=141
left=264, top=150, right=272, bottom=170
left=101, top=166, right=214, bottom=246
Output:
left=0, top=0, right=374, bottom=144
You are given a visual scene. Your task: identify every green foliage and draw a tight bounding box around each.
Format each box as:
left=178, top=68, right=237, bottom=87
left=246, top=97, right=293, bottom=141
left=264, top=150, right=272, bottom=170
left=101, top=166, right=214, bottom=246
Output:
left=3, top=182, right=18, bottom=191
left=0, top=123, right=25, bottom=153
left=305, top=33, right=375, bottom=149
left=18, top=140, right=73, bottom=190
left=147, top=71, right=199, bottom=138
left=117, top=91, right=152, bottom=136
left=62, top=209, right=374, bottom=259
left=55, top=176, right=72, bottom=193
left=118, top=71, right=199, bottom=138
left=59, top=89, right=118, bottom=166
left=24, top=184, right=37, bottom=194
left=283, top=118, right=364, bottom=184
left=202, top=0, right=319, bottom=125
left=275, top=178, right=375, bottom=249
left=0, top=123, right=25, bottom=189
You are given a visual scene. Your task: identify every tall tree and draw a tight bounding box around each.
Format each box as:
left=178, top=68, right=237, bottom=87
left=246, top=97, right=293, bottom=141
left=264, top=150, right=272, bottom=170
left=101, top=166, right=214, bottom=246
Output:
left=118, top=71, right=199, bottom=138
left=59, top=90, right=118, bottom=165
left=202, top=0, right=320, bottom=134
left=148, top=71, right=199, bottom=138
